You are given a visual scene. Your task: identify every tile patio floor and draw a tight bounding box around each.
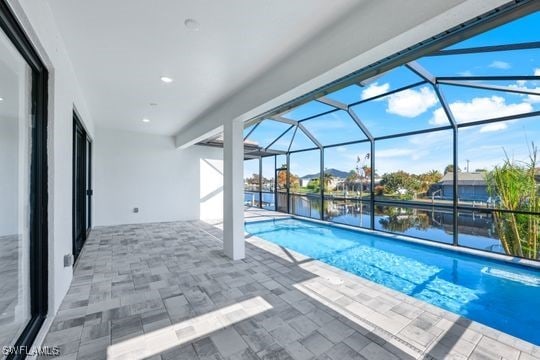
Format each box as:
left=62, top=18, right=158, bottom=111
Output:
left=0, top=235, right=27, bottom=350
left=38, top=208, right=540, bottom=360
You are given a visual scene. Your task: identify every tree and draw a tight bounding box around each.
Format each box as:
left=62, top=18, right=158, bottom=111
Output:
left=290, top=175, right=300, bottom=190
left=306, top=178, right=320, bottom=192
left=380, top=171, right=419, bottom=197
left=425, top=169, right=443, bottom=182
left=247, top=173, right=260, bottom=185
left=444, top=164, right=461, bottom=174
left=362, top=166, right=372, bottom=178
left=276, top=169, right=299, bottom=190
left=355, top=153, right=371, bottom=178
left=418, top=170, right=443, bottom=194
left=485, top=144, right=539, bottom=259
left=277, top=169, right=287, bottom=189
left=323, top=172, right=335, bottom=191
left=244, top=173, right=261, bottom=190
left=346, top=170, right=358, bottom=182
left=377, top=206, right=430, bottom=232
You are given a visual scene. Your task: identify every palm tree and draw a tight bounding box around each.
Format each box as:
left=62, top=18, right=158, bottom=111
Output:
left=323, top=172, right=334, bottom=192
left=346, top=170, right=358, bottom=182
left=418, top=170, right=443, bottom=195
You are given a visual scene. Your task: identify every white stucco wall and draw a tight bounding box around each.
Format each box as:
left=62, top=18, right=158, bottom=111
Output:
left=199, top=154, right=224, bottom=222
left=94, top=127, right=223, bottom=226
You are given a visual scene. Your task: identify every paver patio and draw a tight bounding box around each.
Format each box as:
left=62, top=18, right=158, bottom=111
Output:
left=38, top=209, right=540, bottom=359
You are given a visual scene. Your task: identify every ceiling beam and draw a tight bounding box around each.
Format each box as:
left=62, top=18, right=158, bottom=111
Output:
left=347, top=110, right=374, bottom=141
left=437, top=75, right=540, bottom=81
left=348, top=80, right=426, bottom=107
left=316, top=97, right=348, bottom=110
left=433, top=85, right=458, bottom=127
left=287, top=126, right=299, bottom=153
left=406, top=61, right=436, bottom=84
left=438, top=79, right=540, bottom=96
left=243, top=122, right=260, bottom=141
left=265, top=125, right=294, bottom=151
left=430, top=41, right=540, bottom=56
left=268, top=115, right=298, bottom=126
left=297, top=123, right=322, bottom=149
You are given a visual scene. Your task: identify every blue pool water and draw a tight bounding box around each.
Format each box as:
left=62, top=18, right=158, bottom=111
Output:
left=245, top=218, right=540, bottom=345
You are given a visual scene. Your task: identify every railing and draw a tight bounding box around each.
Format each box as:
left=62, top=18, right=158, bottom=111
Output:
left=244, top=187, right=539, bottom=260
left=244, top=190, right=276, bottom=210
left=289, top=193, right=321, bottom=219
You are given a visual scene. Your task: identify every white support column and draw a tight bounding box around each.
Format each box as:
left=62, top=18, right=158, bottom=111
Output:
left=223, top=119, right=245, bottom=260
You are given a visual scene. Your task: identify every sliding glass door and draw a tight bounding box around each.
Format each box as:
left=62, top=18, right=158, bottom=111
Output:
left=73, top=114, right=91, bottom=262
left=0, top=19, right=33, bottom=351
left=86, top=139, right=92, bottom=234
left=0, top=1, right=48, bottom=358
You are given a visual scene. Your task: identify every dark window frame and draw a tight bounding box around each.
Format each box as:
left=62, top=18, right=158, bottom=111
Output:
left=72, top=112, right=92, bottom=263
left=0, top=0, right=49, bottom=358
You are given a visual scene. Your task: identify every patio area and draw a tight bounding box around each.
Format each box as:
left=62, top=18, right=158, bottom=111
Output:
left=39, top=209, right=539, bottom=360
left=4, top=0, right=540, bottom=357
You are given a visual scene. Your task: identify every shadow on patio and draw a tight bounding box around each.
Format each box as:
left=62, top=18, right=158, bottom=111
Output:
left=38, top=218, right=528, bottom=360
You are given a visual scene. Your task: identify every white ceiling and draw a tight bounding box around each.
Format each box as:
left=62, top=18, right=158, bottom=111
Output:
left=45, top=0, right=362, bottom=135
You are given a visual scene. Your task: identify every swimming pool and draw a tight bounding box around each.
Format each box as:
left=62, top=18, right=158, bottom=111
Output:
left=245, top=218, right=540, bottom=345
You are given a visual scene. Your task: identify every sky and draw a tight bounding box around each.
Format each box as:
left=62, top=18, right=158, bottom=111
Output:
left=244, top=11, right=540, bottom=179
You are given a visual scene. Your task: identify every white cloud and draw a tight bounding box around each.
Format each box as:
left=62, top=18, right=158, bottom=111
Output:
left=375, top=134, right=452, bottom=174
left=458, top=70, right=473, bottom=76
left=430, top=108, right=449, bottom=126
left=488, top=60, right=511, bottom=70
left=408, top=130, right=449, bottom=146
left=375, top=148, right=415, bottom=158
left=361, top=82, right=390, bottom=100
left=526, top=94, right=540, bottom=104
left=386, top=86, right=438, bottom=117
left=479, top=122, right=508, bottom=132
left=523, top=93, right=539, bottom=104
left=508, top=81, right=540, bottom=104
left=430, top=96, right=533, bottom=126
left=519, top=68, right=540, bottom=103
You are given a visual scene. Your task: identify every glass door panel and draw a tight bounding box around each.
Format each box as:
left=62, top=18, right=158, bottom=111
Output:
left=0, top=23, right=32, bottom=353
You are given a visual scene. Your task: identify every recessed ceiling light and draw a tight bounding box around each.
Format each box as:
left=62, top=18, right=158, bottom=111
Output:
left=184, top=18, right=200, bottom=31
left=160, top=76, right=173, bottom=83
left=0, top=97, right=3, bottom=102
left=142, top=118, right=150, bottom=123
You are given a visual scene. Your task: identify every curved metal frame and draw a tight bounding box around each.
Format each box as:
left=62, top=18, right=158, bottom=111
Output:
left=240, top=2, right=540, bottom=261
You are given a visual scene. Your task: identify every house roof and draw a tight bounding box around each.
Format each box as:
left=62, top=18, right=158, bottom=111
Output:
left=438, top=172, right=487, bottom=186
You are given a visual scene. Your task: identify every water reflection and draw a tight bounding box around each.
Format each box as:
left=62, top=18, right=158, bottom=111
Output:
left=374, top=205, right=455, bottom=244
left=245, top=192, right=504, bottom=253
left=290, top=194, right=321, bottom=219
